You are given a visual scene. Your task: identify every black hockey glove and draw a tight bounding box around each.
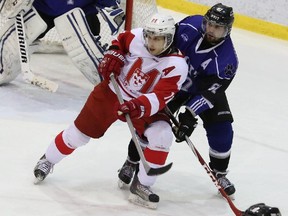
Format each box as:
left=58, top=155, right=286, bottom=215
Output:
left=244, top=203, right=281, bottom=216
left=174, top=108, right=198, bottom=143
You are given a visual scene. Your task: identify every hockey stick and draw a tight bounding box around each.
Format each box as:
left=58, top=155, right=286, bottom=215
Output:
left=110, top=73, right=173, bottom=176
left=0, top=0, right=5, bottom=14
left=15, top=13, right=58, bottom=92
left=165, top=106, right=281, bottom=216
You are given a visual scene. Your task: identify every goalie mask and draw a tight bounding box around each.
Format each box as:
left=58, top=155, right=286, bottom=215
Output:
left=143, top=13, right=176, bottom=56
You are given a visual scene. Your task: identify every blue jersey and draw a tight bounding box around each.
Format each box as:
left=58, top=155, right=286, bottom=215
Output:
left=33, top=0, right=118, bottom=17
left=174, top=15, right=239, bottom=116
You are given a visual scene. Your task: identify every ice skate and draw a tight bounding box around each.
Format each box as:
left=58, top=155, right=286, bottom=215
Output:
left=214, top=170, right=236, bottom=198
left=33, top=155, right=54, bottom=184
left=128, top=175, right=159, bottom=209
left=117, top=159, right=138, bottom=189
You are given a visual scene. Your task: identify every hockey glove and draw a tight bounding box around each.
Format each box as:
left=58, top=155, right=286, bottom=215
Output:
left=3, top=0, right=33, bottom=19
left=244, top=203, right=281, bottom=216
left=174, top=108, right=198, bottom=143
left=115, top=99, right=145, bottom=122
left=98, top=49, right=125, bottom=81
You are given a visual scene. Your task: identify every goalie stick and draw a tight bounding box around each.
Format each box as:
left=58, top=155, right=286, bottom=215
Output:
left=110, top=73, right=173, bottom=176
left=15, top=13, right=58, bottom=92
left=0, top=0, right=5, bottom=14
left=165, top=106, right=281, bottom=216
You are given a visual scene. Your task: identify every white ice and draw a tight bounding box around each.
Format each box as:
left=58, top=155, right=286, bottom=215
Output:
left=0, top=7, right=288, bottom=216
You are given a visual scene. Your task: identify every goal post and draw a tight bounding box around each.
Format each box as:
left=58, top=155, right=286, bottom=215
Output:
left=124, top=0, right=133, bottom=31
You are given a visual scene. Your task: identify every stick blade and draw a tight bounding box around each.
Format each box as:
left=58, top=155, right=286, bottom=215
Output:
left=146, top=162, right=173, bottom=176
left=26, top=75, right=59, bottom=92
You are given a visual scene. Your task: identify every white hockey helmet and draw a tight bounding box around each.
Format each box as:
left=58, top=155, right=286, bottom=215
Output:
left=143, top=13, right=176, bottom=55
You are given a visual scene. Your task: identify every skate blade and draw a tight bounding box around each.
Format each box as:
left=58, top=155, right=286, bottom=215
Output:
left=33, top=176, right=44, bottom=185
left=118, top=179, right=131, bottom=189
left=128, top=193, right=158, bottom=209
left=217, top=191, right=235, bottom=200
left=229, top=193, right=235, bottom=200
left=118, top=179, right=126, bottom=189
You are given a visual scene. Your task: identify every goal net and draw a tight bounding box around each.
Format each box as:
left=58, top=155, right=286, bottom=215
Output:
left=98, top=0, right=158, bottom=50
left=0, top=0, right=158, bottom=53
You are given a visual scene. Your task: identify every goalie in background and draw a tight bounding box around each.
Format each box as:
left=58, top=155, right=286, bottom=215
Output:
left=33, top=13, right=188, bottom=209
left=0, top=0, right=125, bottom=86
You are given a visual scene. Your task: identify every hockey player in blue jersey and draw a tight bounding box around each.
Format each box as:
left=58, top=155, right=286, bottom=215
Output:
left=118, top=3, right=238, bottom=197
left=0, top=0, right=124, bottom=85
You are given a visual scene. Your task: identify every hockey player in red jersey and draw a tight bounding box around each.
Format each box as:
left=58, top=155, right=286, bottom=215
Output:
left=118, top=3, right=238, bottom=198
left=33, top=13, right=188, bottom=209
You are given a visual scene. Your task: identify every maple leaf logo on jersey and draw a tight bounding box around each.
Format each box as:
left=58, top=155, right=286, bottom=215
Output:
left=132, top=69, right=149, bottom=88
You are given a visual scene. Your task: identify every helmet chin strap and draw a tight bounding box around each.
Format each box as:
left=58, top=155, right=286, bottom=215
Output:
left=204, top=33, right=225, bottom=45
left=156, top=37, right=172, bottom=56
left=147, top=47, right=164, bottom=56
left=145, top=36, right=169, bottom=56
left=156, top=44, right=177, bottom=57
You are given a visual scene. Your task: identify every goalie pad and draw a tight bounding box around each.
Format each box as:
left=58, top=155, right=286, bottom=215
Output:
left=0, top=0, right=33, bottom=19
left=54, top=8, right=105, bottom=85
left=0, top=7, right=47, bottom=85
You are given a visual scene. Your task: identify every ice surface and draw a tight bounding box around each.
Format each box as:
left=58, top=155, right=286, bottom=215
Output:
left=0, top=7, right=287, bottom=216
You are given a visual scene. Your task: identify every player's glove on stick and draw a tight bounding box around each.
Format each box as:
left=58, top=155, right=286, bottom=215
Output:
left=174, top=108, right=198, bottom=143
left=115, top=99, right=145, bottom=122
left=98, top=48, right=125, bottom=81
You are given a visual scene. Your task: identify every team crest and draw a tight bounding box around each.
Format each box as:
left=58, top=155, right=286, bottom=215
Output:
left=132, top=68, right=149, bottom=88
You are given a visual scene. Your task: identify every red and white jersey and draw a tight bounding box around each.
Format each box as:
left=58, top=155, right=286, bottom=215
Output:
left=109, top=28, right=188, bottom=117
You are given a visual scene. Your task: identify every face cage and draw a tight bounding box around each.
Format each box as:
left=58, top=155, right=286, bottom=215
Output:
left=202, top=17, right=231, bottom=39
left=143, top=30, right=173, bottom=55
